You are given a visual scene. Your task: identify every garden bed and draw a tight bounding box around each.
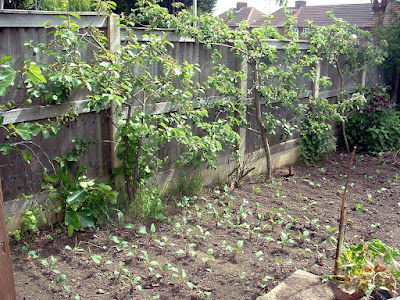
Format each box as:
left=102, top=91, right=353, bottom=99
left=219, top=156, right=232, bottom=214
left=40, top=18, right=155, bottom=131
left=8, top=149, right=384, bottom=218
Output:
left=11, top=151, right=400, bottom=300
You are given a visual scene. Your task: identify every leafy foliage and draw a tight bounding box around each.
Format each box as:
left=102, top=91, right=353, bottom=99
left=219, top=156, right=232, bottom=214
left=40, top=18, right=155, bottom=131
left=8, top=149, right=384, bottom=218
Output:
left=338, top=239, right=400, bottom=298
left=346, top=86, right=400, bottom=153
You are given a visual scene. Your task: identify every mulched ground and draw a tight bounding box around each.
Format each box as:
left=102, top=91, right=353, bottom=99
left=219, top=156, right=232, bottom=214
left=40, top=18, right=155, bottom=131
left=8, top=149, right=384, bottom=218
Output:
left=10, top=151, right=400, bottom=300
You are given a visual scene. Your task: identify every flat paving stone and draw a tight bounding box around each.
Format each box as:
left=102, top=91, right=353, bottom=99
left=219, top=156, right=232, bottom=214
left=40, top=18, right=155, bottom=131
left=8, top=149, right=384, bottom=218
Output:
left=257, top=270, right=336, bottom=300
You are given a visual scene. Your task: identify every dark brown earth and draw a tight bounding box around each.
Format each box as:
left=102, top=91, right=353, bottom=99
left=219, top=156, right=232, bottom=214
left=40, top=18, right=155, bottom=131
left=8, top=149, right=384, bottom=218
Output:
left=10, top=151, right=400, bottom=300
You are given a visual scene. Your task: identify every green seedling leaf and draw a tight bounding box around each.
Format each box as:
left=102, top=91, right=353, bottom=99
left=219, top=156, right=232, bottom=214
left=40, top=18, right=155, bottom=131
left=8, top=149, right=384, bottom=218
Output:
left=138, top=226, right=147, bottom=234
left=59, top=274, right=67, bottom=282
left=186, top=281, right=194, bottom=289
left=91, top=254, right=102, bottom=264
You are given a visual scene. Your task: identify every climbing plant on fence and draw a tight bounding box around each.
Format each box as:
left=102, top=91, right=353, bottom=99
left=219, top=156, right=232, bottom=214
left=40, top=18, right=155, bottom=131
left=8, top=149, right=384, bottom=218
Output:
left=132, top=2, right=311, bottom=181
left=0, top=11, right=241, bottom=234
left=302, top=12, right=384, bottom=157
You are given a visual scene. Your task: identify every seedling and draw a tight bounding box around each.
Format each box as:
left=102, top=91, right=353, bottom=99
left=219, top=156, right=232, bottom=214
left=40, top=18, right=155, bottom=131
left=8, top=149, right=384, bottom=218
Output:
left=171, top=268, right=194, bottom=290
left=308, top=181, right=321, bottom=189
left=40, top=255, right=59, bottom=275
left=371, top=222, right=381, bottom=229
left=318, top=167, right=325, bottom=173
left=154, top=236, right=175, bottom=248
left=275, top=189, right=287, bottom=200
left=367, top=194, right=373, bottom=202
left=304, top=216, right=320, bottom=230
left=277, top=230, right=295, bottom=248
left=196, top=225, right=211, bottom=239
left=298, top=230, right=310, bottom=243
left=252, top=186, right=261, bottom=194
left=176, top=243, right=196, bottom=257
left=114, top=261, right=130, bottom=279
left=238, top=271, right=248, bottom=281
left=256, top=250, right=264, bottom=261
left=202, top=248, right=215, bottom=266
left=377, top=187, right=387, bottom=193
left=355, top=203, right=365, bottom=213
left=110, top=236, right=130, bottom=252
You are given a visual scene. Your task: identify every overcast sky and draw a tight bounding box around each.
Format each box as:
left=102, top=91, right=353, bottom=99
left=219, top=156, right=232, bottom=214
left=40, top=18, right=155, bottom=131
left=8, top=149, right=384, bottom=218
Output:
left=214, top=0, right=373, bottom=16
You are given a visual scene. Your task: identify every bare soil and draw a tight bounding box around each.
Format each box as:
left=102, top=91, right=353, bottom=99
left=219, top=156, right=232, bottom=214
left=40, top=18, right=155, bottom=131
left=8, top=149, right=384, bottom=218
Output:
left=11, top=151, right=400, bottom=300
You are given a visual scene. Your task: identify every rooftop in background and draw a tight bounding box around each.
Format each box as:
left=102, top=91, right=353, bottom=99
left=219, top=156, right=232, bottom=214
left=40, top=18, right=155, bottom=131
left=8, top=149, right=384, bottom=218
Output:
left=217, top=2, right=268, bottom=27
left=218, top=1, right=400, bottom=31
left=269, top=1, right=377, bottom=28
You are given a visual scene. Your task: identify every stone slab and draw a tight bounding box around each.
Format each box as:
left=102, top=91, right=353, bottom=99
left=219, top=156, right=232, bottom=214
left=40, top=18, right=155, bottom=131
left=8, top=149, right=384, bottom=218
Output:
left=257, top=270, right=335, bottom=300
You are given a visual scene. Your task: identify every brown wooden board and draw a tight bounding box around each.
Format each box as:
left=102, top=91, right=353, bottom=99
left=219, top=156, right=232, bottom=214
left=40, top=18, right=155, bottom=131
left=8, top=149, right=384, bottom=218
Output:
left=0, top=180, right=17, bottom=300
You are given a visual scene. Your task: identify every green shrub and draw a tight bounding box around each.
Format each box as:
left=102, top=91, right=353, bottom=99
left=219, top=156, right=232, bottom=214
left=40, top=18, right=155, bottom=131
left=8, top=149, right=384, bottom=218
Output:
left=299, top=119, right=336, bottom=164
left=346, top=111, right=400, bottom=153
left=346, top=86, right=400, bottom=153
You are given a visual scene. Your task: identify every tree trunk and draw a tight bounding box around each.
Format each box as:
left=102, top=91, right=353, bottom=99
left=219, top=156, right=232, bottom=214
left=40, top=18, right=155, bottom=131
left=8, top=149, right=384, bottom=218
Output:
left=124, top=106, right=133, bottom=204
left=393, top=65, right=400, bottom=105
left=335, top=59, right=350, bottom=154
left=252, top=63, right=272, bottom=181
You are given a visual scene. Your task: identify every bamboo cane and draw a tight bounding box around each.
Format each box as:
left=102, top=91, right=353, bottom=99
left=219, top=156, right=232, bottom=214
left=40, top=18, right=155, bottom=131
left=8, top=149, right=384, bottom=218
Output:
left=334, top=147, right=357, bottom=276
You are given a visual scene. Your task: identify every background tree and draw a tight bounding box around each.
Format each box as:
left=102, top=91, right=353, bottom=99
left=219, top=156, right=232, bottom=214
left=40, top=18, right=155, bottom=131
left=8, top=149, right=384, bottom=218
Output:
left=373, top=2, right=400, bottom=104
left=114, top=0, right=217, bottom=16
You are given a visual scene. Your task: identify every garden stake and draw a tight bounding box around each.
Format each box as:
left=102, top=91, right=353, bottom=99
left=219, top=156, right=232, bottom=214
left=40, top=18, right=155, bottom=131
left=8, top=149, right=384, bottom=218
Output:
left=334, top=147, right=357, bottom=276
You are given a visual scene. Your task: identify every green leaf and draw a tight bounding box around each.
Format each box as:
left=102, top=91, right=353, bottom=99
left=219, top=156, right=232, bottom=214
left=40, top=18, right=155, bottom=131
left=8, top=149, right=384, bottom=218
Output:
left=66, top=212, right=80, bottom=231
left=66, top=190, right=87, bottom=204
left=69, top=12, right=81, bottom=20
left=26, top=63, right=47, bottom=85
left=0, top=144, right=13, bottom=155
left=75, top=209, right=94, bottom=228
left=20, top=149, right=32, bottom=163
left=0, top=66, right=17, bottom=96
left=43, top=171, right=59, bottom=183
left=0, top=56, right=12, bottom=64
left=13, top=123, right=35, bottom=141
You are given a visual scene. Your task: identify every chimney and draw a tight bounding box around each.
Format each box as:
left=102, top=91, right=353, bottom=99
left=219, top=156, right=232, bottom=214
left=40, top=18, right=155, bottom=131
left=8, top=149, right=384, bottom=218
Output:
left=236, top=2, right=247, bottom=10
left=295, top=1, right=306, bottom=9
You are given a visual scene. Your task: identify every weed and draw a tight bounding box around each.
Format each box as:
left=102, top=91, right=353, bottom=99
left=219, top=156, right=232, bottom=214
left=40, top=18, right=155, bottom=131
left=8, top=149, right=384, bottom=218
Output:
left=168, top=173, right=203, bottom=200
left=133, top=186, right=165, bottom=220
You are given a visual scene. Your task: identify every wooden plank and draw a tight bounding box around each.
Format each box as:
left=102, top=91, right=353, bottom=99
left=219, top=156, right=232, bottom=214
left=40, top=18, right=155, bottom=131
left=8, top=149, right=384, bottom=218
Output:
left=122, top=28, right=310, bottom=50
left=0, top=99, right=94, bottom=125
left=0, top=181, right=17, bottom=300
left=0, top=10, right=107, bottom=28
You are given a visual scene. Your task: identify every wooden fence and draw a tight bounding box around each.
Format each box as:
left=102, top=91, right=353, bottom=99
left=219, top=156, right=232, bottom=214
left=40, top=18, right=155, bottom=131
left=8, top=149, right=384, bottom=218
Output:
left=0, top=10, right=385, bottom=229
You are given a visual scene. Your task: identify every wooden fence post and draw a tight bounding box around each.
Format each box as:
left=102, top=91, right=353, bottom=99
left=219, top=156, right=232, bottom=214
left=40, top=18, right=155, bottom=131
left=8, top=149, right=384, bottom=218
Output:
left=312, top=60, right=321, bottom=99
left=0, top=181, right=17, bottom=300
left=107, top=14, right=122, bottom=171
